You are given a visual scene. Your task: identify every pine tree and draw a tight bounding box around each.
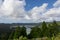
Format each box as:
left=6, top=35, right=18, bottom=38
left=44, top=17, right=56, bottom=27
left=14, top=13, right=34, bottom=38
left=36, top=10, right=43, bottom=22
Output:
left=47, top=21, right=59, bottom=38
left=28, top=26, right=41, bottom=38
left=52, top=21, right=59, bottom=36
left=13, top=26, right=21, bottom=39
left=20, top=26, right=27, bottom=37
left=41, top=21, right=48, bottom=37
left=8, top=30, right=15, bottom=40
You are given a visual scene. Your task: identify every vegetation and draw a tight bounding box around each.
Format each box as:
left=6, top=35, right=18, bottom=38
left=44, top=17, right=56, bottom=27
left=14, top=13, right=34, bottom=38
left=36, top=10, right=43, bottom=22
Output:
left=0, top=21, right=60, bottom=40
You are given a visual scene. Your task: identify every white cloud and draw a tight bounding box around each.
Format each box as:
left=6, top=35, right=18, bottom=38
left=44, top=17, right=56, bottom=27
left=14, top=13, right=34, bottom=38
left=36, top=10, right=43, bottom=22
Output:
left=43, top=0, right=60, bottom=21
left=0, top=0, right=26, bottom=17
left=53, top=0, right=60, bottom=7
left=44, top=8, right=60, bottom=17
left=29, top=3, right=48, bottom=21
left=0, top=0, right=48, bottom=23
left=0, top=0, right=3, bottom=6
left=0, top=0, right=31, bottom=23
left=29, top=0, right=60, bottom=22
left=0, top=0, right=60, bottom=23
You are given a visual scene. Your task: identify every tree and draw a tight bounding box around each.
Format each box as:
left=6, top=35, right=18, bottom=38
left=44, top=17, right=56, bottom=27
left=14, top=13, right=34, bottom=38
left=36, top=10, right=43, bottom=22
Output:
left=0, top=33, right=7, bottom=40
left=28, top=26, right=41, bottom=38
left=13, top=26, right=27, bottom=39
left=19, top=36, right=23, bottom=40
left=8, top=30, right=15, bottom=40
left=20, top=26, right=27, bottom=37
left=47, top=21, right=59, bottom=38
left=23, top=37, right=27, bottom=40
left=13, top=26, right=21, bottom=39
left=19, top=36, right=27, bottom=40
left=52, top=21, right=58, bottom=26
left=52, top=21, right=59, bottom=36
left=41, top=21, right=48, bottom=37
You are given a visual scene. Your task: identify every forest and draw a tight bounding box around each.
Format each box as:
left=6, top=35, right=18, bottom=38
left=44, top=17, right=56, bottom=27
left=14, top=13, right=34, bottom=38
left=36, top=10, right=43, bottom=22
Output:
left=0, top=21, right=60, bottom=40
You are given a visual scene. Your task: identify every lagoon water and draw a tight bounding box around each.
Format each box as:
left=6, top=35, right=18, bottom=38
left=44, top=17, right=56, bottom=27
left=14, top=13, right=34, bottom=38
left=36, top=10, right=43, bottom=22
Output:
left=11, top=25, right=36, bottom=34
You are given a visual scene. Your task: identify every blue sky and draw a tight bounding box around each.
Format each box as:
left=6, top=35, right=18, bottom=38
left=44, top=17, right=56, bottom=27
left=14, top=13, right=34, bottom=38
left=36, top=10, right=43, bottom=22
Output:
left=25, top=0, right=57, bottom=11
left=0, top=0, right=60, bottom=23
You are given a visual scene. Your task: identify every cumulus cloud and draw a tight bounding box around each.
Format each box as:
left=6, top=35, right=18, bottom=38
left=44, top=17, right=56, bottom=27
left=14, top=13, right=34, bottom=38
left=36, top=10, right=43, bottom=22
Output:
left=53, top=0, right=60, bottom=7
left=0, top=0, right=26, bottom=18
left=0, top=0, right=60, bottom=23
left=29, top=3, right=48, bottom=22
left=44, top=8, right=60, bottom=17
left=0, top=0, right=31, bottom=23
left=43, top=0, right=60, bottom=21
left=0, top=0, right=3, bottom=6
left=29, top=0, right=60, bottom=22
left=30, top=3, right=48, bottom=19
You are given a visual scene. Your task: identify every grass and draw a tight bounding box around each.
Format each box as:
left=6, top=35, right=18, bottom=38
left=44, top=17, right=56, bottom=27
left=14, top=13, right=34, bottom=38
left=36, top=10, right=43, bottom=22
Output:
left=30, top=35, right=60, bottom=40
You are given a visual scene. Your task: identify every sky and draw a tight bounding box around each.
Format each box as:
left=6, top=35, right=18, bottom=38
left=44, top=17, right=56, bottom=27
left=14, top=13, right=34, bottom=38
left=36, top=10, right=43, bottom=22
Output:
left=0, top=0, right=60, bottom=23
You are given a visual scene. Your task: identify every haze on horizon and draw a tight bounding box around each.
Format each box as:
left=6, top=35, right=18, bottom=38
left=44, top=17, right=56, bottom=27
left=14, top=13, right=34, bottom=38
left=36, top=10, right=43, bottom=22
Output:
left=0, top=0, right=60, bottom=23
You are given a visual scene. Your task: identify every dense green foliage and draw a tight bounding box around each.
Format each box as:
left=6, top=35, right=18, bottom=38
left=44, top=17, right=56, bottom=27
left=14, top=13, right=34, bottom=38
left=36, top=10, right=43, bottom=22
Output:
left=28, top=21, right=60, bottom=39
left=0, top=21, right=60, bottom=40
